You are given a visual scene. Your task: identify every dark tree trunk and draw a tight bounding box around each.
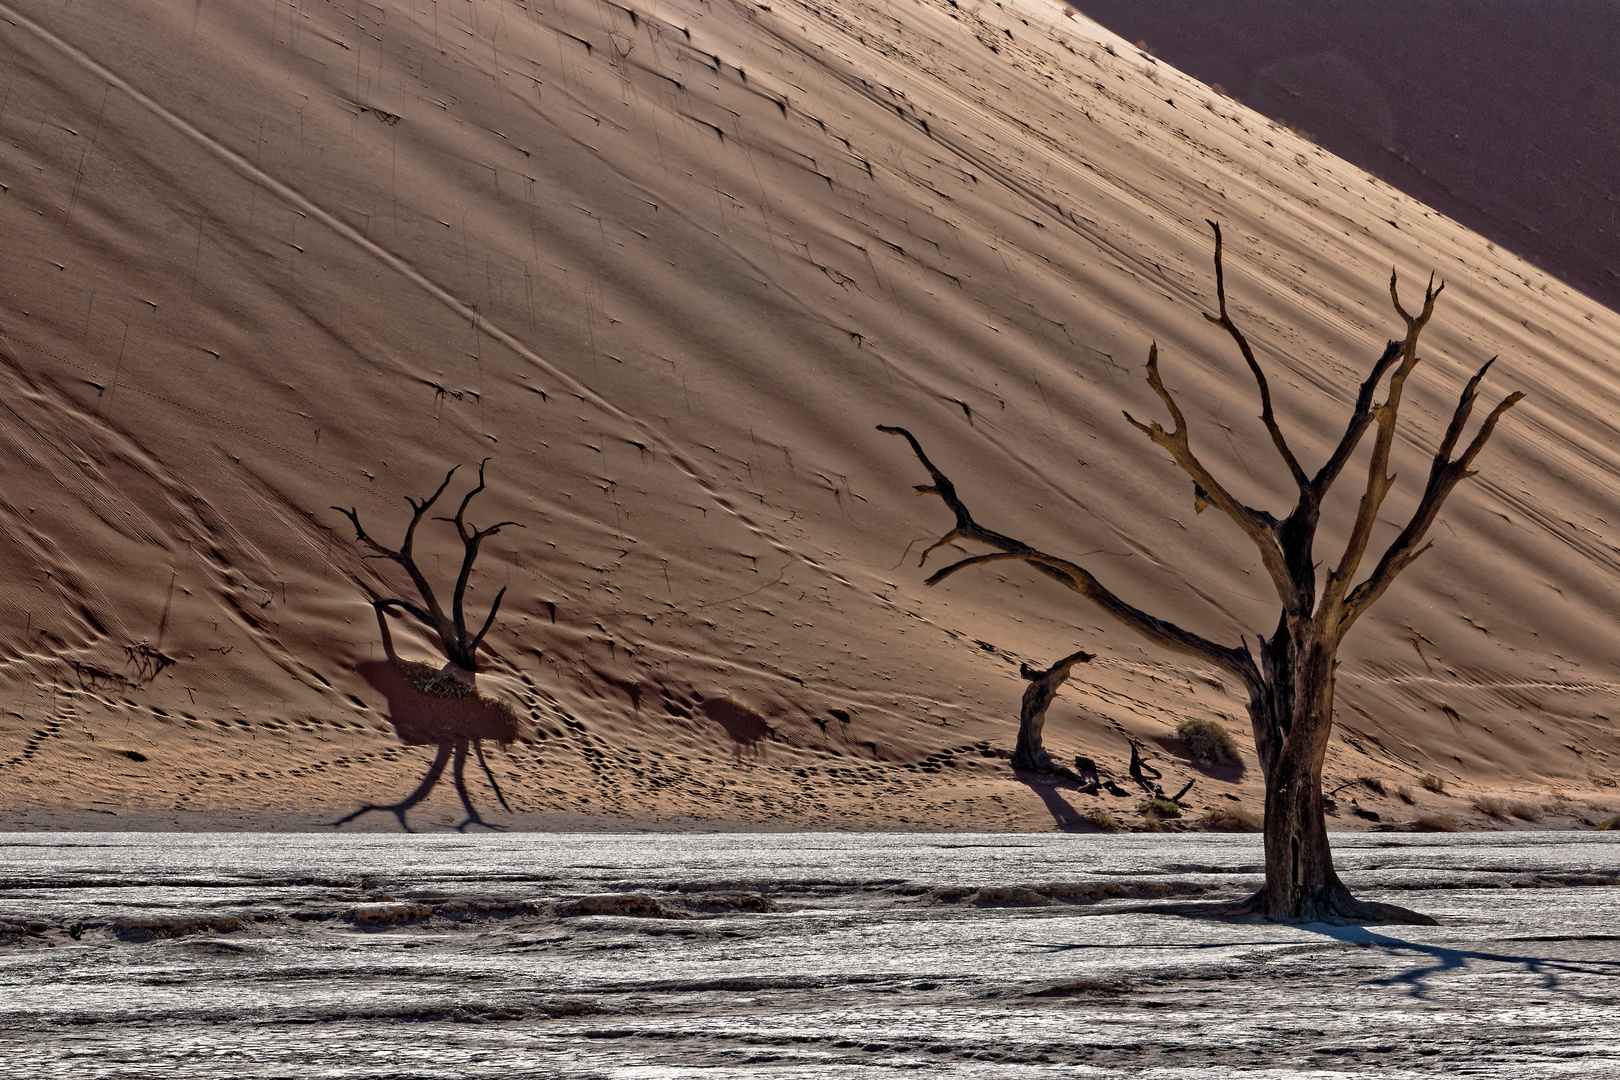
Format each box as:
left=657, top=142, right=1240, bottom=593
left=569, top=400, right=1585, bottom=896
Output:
left=1243, top=632, right=1434, bottom=924
left=1009, top=649, right=1094, bottom=774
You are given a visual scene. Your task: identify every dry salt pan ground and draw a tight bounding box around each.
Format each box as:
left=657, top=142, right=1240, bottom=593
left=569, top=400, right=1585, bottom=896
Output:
left=2, top=832, right=1619, bottom=1077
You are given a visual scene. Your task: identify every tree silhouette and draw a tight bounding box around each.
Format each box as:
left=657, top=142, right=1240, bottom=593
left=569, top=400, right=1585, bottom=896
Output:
left=331, top=462, right=521, bottom=831
left=883, top=222, right=1521, bottom=923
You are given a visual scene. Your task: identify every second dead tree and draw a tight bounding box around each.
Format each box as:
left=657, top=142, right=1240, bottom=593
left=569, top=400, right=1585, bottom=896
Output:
left=1011, top=648, right=1194, bottom=803
left=883, top=222, right=1520, bottom=923
left=1010, top=648, right=1094, bottom=777
left=331, top=461, right=522, bottom=832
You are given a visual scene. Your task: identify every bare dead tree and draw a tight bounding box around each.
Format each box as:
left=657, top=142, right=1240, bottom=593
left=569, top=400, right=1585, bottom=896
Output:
left=882, top=222, right=1521, bottom=923
left=1011, top=648, right=1095, bottom=776
left=330, top=461, right=522, bottom=832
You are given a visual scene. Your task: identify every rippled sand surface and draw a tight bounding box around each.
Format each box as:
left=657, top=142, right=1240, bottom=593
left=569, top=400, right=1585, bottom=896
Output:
left=3, top=832, right=1618, bottom=1077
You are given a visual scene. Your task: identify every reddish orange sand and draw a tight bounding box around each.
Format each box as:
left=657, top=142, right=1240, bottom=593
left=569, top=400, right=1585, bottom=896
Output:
left=1, top=0, right=1617, bottom=832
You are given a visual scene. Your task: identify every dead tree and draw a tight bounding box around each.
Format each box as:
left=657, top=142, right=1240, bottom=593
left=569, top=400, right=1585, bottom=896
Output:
left=1011, top=649, right=1095, bottom=775
left=330, top=461, right=521, bottom=832
left=882, top=222, right=1521, bottom=923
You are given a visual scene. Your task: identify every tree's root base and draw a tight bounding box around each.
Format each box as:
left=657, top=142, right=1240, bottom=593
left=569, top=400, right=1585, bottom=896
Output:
left=1094, top=887, right=1438, bottom=926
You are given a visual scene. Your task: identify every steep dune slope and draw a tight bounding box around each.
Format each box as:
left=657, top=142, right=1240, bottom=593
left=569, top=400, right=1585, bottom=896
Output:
left=1073, top=0, right=1620, bottom=316
left=1, top=0, right=1617, bottom=830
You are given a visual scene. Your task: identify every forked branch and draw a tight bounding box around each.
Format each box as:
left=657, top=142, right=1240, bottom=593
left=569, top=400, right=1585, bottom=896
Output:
left=1321, top=268, right=1451, bottom=613
left=1204, top=220, right=1309, bottom=491
left=334, top=463, right=517, bottom=673
left=437, top=460, right=520, bottom=653
left=1122, top=344, right=1296, bottom=607
left=1337, top=362, right=1523, bottom=631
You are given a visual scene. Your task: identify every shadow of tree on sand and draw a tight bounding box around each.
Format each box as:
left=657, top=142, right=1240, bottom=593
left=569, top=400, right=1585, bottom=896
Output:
left=340, top=654, right=518, bottom=832
left=1013, top=771, right=1122, bottom=832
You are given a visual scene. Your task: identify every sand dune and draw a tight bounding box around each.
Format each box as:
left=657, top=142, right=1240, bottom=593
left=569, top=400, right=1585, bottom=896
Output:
left=1073, top=0, right=1620, bottom=314
left=1, top=0, right=1617, bottom=832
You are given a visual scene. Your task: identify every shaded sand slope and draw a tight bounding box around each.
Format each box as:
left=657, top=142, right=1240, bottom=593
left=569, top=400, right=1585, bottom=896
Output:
left=1073, top=0, right=1620, bottom=315
left=0, top=0, right=1617, bottom=831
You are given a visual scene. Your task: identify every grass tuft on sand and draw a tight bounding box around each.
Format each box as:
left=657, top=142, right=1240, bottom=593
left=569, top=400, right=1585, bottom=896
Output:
left=1084, top=808, right=1123, bottom=833
left=1198, top=806, right=1261, bottom=832
left=1137, top=796, right=1181, bottom=820
left=1413, top=812, right=1459, bottom=832
left=1508, top=802, right=1543, bottom=822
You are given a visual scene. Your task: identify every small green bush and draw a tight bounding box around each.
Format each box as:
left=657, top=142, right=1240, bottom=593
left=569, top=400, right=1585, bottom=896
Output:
left=1420, top=774, right=1446, bottom=794
left=1137, top=796, right=1182, bottom=820
left=1413, top=813, right=1459, bottom=833
left=1176, top=719, right=1242, bottom=768
left=1199, top=806, right=1261, bottom=833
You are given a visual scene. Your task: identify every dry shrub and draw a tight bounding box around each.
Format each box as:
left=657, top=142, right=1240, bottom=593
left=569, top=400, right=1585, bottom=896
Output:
left=969, top=887, right=1053, bottom=908
left=1084, top=807, right=1122, bottom=833
left=1413, top=813, right=1459, bottom=833
left=1396, top=785, right=1416, bottom=805
left=111, top=915, right=247, bottom=942
left=558, top=894, right=687, bottom=919
left=1176, top=719, right=1242, bottom=768
left=1138, top=796, right=1181, bottom=820
left=1420, top=774, right=1447, bottom=794
left=1199, top=806, right=1261, bottom=833
left=1508, top=802, right=1543, bottom=823
left=346, top=902, right=434, bottom=926
left=1473, top=797, right=1508, bottom=820
left=1594, top=815, right=1620, bottom=831
left=1359, top=777, right=1387, bottom=796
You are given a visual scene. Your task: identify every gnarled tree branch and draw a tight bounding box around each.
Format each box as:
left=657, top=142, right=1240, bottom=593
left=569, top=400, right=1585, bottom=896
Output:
left=881, top=425, right=1260, bottom=688
left=1319, top=270, right=1445, bottom=616
left=1338, top=363, right=1523, bottom=631
left=436, top=459, right=521, bottom=651
left=334, top=464, right=515, bottom=673
left=1122, top=345, right=1297, bottom=607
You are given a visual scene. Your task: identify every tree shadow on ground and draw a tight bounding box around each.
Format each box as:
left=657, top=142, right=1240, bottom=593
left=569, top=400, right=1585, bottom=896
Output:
left=1013, top=770, right=1123, bottom=832
left=1031, top=925, right=1620, bottom=1001
left=1299, top=922, right=1620, bottom=1000
left=699, top=697, right=772, bottom=761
